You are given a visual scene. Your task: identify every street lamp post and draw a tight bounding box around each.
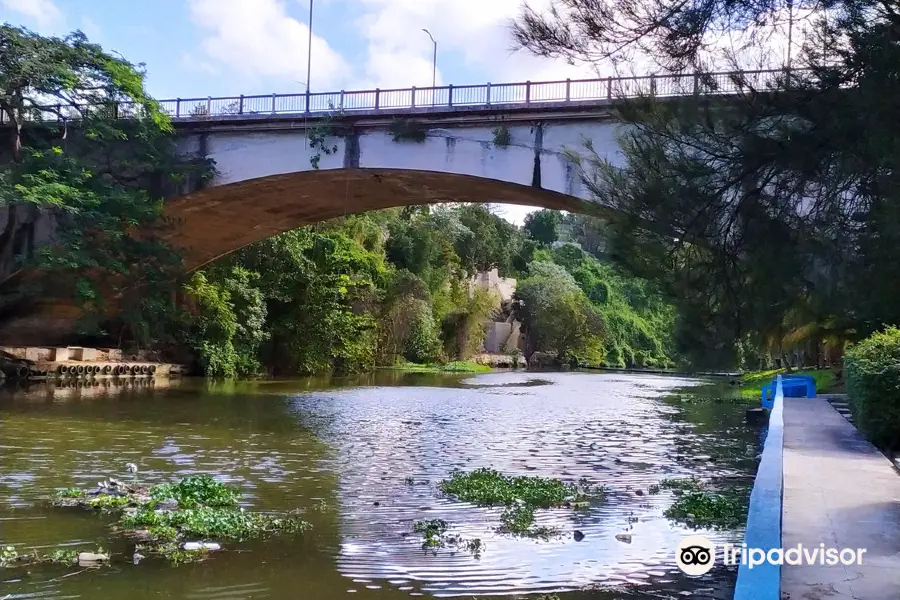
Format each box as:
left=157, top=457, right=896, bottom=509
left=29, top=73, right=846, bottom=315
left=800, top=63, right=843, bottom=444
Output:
left=306, top=0, right=314, bottom=112
left=422, top=28, right=437, bottom=103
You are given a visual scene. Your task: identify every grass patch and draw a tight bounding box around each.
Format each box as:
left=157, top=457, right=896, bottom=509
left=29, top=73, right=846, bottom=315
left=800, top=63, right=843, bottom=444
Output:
left=738, top=368, right=837, bottom=400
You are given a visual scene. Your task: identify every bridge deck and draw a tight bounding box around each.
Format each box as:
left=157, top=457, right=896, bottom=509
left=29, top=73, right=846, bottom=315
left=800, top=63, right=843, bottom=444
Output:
left=782, top=396, right=900, bottom=599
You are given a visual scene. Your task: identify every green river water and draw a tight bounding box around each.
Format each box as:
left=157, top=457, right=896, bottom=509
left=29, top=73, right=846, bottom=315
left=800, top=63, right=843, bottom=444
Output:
left=0, top=370, right=760, bottom=599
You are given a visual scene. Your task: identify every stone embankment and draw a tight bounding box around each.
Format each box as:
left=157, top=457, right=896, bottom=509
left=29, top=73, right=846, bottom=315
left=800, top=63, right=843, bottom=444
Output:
left=0, top=345, right=189, bottom=382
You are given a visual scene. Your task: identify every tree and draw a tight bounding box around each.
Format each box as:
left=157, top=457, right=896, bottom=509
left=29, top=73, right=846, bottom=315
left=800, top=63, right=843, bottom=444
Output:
left=512, top=0, right=892, bottom=71
left=514, top=261, right=606, bottom=365
left=0, top=26, right=210, bottom=342
left=524, top=209, right=563, bottom=245
left=512, top=0, right=900, bottom=367
left=454, top=204, right=523, bottom=275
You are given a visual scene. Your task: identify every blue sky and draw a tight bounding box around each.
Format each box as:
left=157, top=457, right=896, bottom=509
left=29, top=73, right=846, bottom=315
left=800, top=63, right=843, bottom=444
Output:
left=1, top=0, right=606, bottom=223
left=0, top=0, right=599, bottom=101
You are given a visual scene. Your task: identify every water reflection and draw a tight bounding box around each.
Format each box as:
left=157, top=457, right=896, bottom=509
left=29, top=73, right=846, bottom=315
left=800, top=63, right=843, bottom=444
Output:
left=0, top=371, right=758, bottom=599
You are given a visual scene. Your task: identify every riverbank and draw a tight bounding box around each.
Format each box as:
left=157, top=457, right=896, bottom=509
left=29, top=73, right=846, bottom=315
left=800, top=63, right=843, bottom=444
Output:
left=738, top=368, right=839, bottom=399
left=379, top=360, right=493, bottom=374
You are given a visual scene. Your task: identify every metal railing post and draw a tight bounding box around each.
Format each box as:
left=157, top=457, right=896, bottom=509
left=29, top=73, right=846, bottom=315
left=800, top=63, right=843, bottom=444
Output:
left=650, top=74, right=657, bottom=97
left=565, top=78, right=571, bottom=101
left=207, top=96, right=212, bottom=115
left=339, top=90, right=345, bottom=110
left=374, top=89, right=380, bottom=109
left=525, top=81, right=531, bottom=104
left=305, top=89, right=311, bottom=113
left=176, top=99, right=181, bottom=118
left=272, top=93, right=277, bottom=114
left=607, top=77, right=613, bottom=99
left=448, top=84, right=453, bottom=106
left=486, top=82, right=491, bottom=106
left=693, top=72, right=700, bottom=95
left=238, top=95, right=244, bottom=114
left=411, top=86, right=416, bottom=108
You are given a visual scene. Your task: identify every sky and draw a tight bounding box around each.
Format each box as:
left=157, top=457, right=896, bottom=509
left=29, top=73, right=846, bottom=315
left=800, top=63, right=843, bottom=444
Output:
left=0, top=0, right=610, bottom=224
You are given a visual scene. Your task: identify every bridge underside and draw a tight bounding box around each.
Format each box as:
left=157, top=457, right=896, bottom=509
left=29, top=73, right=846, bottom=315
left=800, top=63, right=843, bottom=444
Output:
left=163, top=168, right=608, bottom=272
left=0, top=169, right=611, bottom=345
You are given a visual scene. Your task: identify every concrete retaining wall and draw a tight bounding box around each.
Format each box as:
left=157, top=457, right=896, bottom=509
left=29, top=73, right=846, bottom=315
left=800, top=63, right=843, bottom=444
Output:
left=734, top=375, right=784, bottom=600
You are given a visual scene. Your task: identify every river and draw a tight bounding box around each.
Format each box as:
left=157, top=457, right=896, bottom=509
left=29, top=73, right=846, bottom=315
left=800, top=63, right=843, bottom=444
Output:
left=0, top=370, right=761, bottom=599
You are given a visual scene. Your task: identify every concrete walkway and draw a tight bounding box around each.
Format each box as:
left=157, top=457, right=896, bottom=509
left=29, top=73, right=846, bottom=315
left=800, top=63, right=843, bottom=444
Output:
left=782, top=397, right=900, bottom=600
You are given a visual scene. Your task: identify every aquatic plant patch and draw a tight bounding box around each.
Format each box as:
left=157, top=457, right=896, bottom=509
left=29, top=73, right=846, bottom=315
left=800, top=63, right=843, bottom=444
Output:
left=46, top=474, right=310, bottom=566
left=412, top=519, right=483, bottom=557
left=150, top=474, right=242, bottom=508
left=1, top=545, right=110, bottom=569
left=438, top=468, right=602, bottom=539
left=439, top=468, right=597, bottom=507
left=659, top=477, right=703, bottom=492
left=664, top=488, right=750, bottom=529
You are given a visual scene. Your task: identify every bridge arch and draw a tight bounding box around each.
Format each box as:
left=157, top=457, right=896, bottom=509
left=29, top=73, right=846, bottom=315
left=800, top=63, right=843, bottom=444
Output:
left=162, top=168, right=612, bottom=272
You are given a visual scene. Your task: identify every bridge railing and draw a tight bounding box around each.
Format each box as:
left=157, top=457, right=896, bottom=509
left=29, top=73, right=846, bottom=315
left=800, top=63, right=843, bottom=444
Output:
left=1, top=68, right=800, bottom=124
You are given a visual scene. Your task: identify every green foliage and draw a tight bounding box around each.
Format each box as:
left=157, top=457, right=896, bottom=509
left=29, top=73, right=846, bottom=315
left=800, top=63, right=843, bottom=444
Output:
left=150, top=475, right=241, bottom=509
left=412, top=519, right=483, bottom=556
left=515, top=261, right=606, bottom=365
left=659, top=477, right=703, bottom=492
left=492, top=125, right=511, bottom=148
left=737, top=368, right=837, bottom=400
left=307, top=106, right=342, bottom=169
left=1, top=545, right=97, bottom=569
left=0, top=25, right=211, bottom=341
left=413, top=519, right=449, bottom=536
left=85, top=494, right=134, bottom=510
left=523, top=209, right=562, bottom=246
left=181, top=268, right=267, bottom=378
left=440, top=468, right=599, bottom=539
left=403, top=299, right=442, bottom=363
left=453, top=204, right=522, bottom=275
left=845, top=327, right=900, bottom=451
left=52, top=474, right=310, bottom=564
left=520, top=1, right=900, bottom=369
left=120, top=506, right=309, bottom=541
left=664, top=490, right=750, bottom=530
left=439, top=468, right=587, bottom=508
left=56, top=488, right=85, bottom=498
left=389, top=118, right=427, bottom=142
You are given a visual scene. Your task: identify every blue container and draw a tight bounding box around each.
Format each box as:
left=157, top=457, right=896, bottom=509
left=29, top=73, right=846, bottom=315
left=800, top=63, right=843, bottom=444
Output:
left=761, top=374, right=816, bottom=406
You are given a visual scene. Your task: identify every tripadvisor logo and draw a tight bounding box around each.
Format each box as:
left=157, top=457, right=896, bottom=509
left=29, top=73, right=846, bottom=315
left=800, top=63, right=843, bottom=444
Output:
left=675, top=535, right=716, bottom=576
left=675, top=535, right=869, bottom=575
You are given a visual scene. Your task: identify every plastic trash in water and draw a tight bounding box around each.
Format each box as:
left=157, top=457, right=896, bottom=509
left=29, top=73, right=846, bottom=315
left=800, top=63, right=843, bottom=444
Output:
left=182, top=542, right=221, bottom=551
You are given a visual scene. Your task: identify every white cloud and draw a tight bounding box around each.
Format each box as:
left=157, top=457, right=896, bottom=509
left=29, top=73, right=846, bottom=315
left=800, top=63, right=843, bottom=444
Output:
left=0, top=0, right=63, bottom=30
left=79, top=16, right=101, bottom=40
left=350, top=0, right=599, bottom=90
left=188, top=0, right=351, bottom=91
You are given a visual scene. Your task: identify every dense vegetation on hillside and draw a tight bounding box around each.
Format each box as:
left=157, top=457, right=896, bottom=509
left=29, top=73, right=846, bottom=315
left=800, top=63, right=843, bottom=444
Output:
left=177, top=206, right=677, bottom=376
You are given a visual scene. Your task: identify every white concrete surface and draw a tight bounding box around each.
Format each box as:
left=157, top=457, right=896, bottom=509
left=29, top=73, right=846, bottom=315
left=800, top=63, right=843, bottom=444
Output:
left=178, top=119, right=624, bottom=203
left=782, top=397, right=900, bottom=600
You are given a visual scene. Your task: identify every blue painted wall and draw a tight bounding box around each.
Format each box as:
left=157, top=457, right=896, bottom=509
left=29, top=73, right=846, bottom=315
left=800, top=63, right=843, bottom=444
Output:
left=734, top=375, right=784, bottom=600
